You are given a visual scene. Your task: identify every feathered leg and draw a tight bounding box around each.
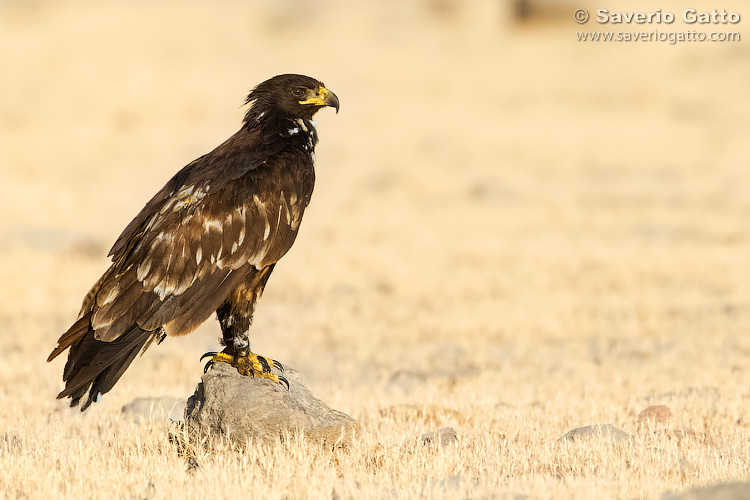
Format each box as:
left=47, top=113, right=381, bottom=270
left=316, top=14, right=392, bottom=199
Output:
left=202, top=264, right=287, bottom=389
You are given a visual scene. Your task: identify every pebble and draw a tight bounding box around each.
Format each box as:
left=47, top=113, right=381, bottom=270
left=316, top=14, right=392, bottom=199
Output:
left=421, top=427, right=458, bottom=446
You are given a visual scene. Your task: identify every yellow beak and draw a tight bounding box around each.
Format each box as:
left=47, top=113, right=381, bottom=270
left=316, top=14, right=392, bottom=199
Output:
left=299, top=86, right=340, bottom=113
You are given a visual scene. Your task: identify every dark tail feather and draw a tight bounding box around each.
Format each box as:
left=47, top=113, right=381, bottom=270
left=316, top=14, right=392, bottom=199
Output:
left=49, top=314, right=156, bottom=410
left=47, top=316, right=90, bottom=363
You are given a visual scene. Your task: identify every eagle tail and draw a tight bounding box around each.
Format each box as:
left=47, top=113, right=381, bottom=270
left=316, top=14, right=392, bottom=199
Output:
left=47, top=315, right=90, bottom=363
left=48, top=314, right=156, bottom=410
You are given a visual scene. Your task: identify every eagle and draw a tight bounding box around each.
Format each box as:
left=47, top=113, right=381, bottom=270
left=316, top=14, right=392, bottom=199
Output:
left=47, top=74, right=339, bottom=410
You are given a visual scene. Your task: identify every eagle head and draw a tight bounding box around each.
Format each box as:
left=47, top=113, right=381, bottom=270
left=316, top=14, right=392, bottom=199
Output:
left=244, top=74, right=339, bottom=123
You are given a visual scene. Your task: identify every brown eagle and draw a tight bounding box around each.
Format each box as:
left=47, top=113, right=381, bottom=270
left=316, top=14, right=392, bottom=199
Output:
left=47, top=74, right=339, bottom=410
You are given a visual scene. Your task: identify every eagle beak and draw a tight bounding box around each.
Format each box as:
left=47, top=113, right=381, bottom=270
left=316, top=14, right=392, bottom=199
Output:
left=325, top=90, right=340, bottom=114
left=299, top=87, right=340, bottom=113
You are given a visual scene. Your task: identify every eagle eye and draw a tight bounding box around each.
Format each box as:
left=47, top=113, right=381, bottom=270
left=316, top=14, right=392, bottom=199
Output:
left=292, top=87, right=306, bottom=98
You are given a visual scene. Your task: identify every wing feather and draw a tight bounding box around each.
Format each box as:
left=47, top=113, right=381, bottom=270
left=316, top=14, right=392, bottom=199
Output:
left=161, top=235, right=186, bottom=296
left=135, top=294, right=178, bottom=332
left=92, top=272, right=142, bottom=333
left=202, top=219, right=223, bottom=266
left=104, top=292, right=158, bottom=339
left=162, top=266, right=249, bottom=336
left=86, top=153, right=313, bottom=342
left=176, top=236, right=200, bottom=293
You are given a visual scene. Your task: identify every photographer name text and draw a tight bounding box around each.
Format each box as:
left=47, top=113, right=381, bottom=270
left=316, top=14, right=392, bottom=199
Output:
left=596, top=9, right=740, bottom=24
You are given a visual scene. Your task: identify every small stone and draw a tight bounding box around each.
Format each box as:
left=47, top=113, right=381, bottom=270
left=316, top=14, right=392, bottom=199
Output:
left=559, top=424, right=630, bottom=444
left=184, top=363, right=359, bottom=449
left=122, top=397, right=187, bottom=424
left=638, top=405, right=672, bottom=429
left=422, top=427, right=458, bottom=446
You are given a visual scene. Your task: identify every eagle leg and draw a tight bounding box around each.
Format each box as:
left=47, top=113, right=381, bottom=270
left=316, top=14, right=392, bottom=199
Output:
left=200, top=351, right=289, bottom=390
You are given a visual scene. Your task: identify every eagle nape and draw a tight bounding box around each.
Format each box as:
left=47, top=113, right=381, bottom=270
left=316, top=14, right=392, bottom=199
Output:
left=200, top=351, right=289, bottom=390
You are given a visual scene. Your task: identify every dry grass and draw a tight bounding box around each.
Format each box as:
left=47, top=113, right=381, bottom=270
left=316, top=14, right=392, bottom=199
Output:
left=1, top=1, right=749, bottom=498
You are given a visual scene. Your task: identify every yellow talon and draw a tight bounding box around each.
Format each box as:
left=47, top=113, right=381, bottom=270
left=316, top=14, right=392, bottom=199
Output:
left=205, top=351, right=287, bottom=388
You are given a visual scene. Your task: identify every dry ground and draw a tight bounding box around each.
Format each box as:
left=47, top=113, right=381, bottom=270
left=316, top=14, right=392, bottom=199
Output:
left=1, top=1, right=749, bottom=498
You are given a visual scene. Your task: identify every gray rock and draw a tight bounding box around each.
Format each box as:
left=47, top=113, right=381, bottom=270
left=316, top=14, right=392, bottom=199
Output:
left=184, top=362, right=359, bottom=448
left=122, top=397, right=187, bottom=424
left=421, top=427, right=458, bottom=446
left=661, top=482, right=750, bottom=500
left=559, top=424, right=631, bottom=444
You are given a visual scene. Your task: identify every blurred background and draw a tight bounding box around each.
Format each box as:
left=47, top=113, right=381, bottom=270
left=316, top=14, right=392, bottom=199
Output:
left=0, top=0, right=748, bottom=413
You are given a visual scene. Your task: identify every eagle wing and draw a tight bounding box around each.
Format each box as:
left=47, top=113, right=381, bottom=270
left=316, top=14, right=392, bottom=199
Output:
left=84, top=150, right=310, bottom=343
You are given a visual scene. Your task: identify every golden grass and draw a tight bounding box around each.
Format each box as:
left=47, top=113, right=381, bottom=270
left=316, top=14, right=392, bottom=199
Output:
left=1, top=0, right=749, bottom=498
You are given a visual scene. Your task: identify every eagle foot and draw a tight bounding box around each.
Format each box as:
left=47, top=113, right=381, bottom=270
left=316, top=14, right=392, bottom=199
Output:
left=200, top=351, right=289, bottom=390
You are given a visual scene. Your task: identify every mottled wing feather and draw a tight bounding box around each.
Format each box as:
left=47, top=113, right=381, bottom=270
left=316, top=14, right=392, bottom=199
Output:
left=161, top=264, right=253, bottom=336
left=92, top=270, right=141, bottom=328
left=91, top=154, right=310, bottom=343
left=107, top=155, right=206, bottom=263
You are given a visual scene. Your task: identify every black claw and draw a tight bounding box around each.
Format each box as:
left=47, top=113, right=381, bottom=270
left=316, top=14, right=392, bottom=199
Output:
left=258, top=356, right=271, bottom=374
left=273, top=360, right=284, bottom=372
left=278, top=376, right=290, bottom=391
left=203, top=361, right=214, bottom=373
left=200, top=351, right=218, bottom=362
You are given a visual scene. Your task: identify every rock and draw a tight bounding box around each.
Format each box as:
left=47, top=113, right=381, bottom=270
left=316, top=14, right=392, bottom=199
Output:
left=422, top=427, right=458, bottom=446
left=184, top=362, right=359, bottom=448
left=559, top=424, right=630, bottom=444
left=638, top=405, right=672, bottom=429
left=122, top=397, right=187, bottom=424
left=661, top=482, right=750, bottom=500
